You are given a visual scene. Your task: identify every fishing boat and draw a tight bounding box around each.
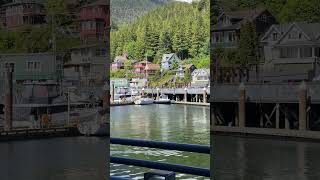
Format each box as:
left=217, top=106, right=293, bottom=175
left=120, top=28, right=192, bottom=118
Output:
left=134, top=96, right=154, bottom=105
left=154, top=94, right=171, bottom=104
left=1, top=81, right=108, bottom=136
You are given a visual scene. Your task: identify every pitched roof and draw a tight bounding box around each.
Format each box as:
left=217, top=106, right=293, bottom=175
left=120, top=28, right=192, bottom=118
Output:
left=263, top=22, right=320, bottom=44
left=145, top=64, right=160, bottom=70
left=191, top=68, right=210, bottom=76
left=161, top=53, right=180, bottom=63
left=82, top=0, right=109, bottom=7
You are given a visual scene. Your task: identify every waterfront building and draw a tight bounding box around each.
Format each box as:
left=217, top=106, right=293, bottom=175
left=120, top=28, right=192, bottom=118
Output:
left=2, top=0, right=46, bottom=29
left=63, top=44, right=107, bottom=86
left=79, top=0, right=109, bottom=42
left=175, top=64, right=196, bottom=78
left=0, top=53, right=63, bottom=83
left=110, top=78, right=129, bottom=88
left=261, top=22, right=320, bottom=82
left=211, top=8, right=276, bottom=49
left=161, top=53, right=181, bottom=70
left=191, top=68, right=210, bottom=87
left=130, top=78, right=148, bottom=88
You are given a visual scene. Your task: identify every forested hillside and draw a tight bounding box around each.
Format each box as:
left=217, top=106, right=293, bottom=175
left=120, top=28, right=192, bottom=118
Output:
left=213, top=0, right=320, bottom=23
left=111, top=0, right=210, bottom=65
left=110, top=0, right=170, bottom=28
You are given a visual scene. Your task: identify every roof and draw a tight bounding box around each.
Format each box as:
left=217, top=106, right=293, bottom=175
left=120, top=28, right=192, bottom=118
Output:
left=114, top=56, right=127, bottom=63
left=181, top=64, right=195, bottom=69
left=161, top=53, right=180, bottom=63
left=82, top=0, right=109, bottom=8
left=191, top=69, right=210, bottom=76
left=70, top=43, right=106, bottom=50
left=3, top=0, right=43, bottom=7
left=262, top=22, right=320, bottom=44
left=145, top=64, right=160, bottom=71
left=213, top=8, right=268, bottom=31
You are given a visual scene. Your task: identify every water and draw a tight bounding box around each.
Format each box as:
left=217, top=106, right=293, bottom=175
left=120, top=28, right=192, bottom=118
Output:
left=213, top=136, right=320, bottom=180
left=0, top=137, right=107, bottom=180
left=110, top=104, right=210, bottom=179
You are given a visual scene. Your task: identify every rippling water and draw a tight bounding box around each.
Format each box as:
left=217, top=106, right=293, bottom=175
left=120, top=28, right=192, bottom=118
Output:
left=110, top=104, right=210, bottom=179
left=0, top=137, right=107, bottom=180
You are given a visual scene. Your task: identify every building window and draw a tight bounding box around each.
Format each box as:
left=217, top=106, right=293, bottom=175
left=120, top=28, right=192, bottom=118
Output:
left=272, top=33, right=278, bottom=41
left=228, top=32, right=236, bottom=42
left=300, top=47, right=313, bottom=58
left=95, top=48, right=107, bottom=56
left=280, top=47, right=298, bottom=58
left=26, top=61, right=41, bottom=72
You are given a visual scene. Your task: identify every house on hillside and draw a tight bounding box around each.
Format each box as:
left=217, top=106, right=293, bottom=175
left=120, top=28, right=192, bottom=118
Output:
left=145, top=63, right=160, bottom=77
left=133, top=60, right=151, bottom=75
left=191, top=68, right=210, bottom=87
left=111, top=53, right=128, bottom=71
left=0, top=53, right=63, bottom=83
left=211, top=8, right=276, bottom=49
left=2, top=0, right=46, bottom=29
left=161, top=53, right=181, bottom=70
left=261, top=22, right=320, bottom=82
left=63, top=44, right=107, bottom=86
left=80, top=0, right=110, bottom=42
left=175, top=64, right=196, bottom=78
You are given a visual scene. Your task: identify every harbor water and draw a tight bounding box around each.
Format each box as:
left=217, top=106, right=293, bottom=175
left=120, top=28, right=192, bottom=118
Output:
left=111, top=104, right=210, bottom=179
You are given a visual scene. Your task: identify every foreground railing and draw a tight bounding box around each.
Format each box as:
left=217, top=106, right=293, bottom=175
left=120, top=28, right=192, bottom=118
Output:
left=110, top=137, right=210, bottom=179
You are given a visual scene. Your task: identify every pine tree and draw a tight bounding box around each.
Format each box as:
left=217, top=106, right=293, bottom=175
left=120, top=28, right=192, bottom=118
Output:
left=238, top=21, right=258, bottom=66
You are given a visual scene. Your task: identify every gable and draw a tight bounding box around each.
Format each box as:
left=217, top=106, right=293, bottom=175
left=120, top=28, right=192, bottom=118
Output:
left=261, top=25, right=281, bottom=42
left=276, top=24, right=311, bottom=45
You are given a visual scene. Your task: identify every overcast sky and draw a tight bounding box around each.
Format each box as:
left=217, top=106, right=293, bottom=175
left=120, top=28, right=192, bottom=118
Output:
left=175, top=0, right=193, bottom=3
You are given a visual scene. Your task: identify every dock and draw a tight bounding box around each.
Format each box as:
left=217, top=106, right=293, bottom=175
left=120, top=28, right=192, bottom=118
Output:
left=0, top=127, right=80, bottom=141
left=210, top=82, right=320, bottom=141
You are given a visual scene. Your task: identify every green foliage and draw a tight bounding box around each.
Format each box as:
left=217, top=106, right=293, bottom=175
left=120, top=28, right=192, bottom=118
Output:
left=279, top=0, right=320, bottom=23
left=182, top=56, right=210, bottom=69
left=111, top=0, right=210, bottom=61
left=238, top=21, right=258, bottom=66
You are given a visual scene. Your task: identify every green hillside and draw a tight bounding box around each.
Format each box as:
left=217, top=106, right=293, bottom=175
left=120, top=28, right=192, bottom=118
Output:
left=111, top=0, right=210, bottom=64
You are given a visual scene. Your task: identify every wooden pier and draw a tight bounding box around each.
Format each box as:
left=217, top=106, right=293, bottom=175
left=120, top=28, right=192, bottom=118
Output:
left=210, top=82, right=320, bottom=140
left=0, top=127, right=80, bottom=141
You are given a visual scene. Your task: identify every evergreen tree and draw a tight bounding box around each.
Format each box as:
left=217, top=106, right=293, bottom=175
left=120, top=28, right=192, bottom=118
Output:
left=238, top=21, right=258, bottom=66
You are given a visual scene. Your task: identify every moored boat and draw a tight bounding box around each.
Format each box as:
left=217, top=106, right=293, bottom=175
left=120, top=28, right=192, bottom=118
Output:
left=154, top=94, right=171, bottom=104
left=134, top=96, right=154, bottom=105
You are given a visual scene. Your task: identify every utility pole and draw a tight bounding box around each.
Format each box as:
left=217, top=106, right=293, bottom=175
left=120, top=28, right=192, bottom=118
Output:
left=4, top=64, right=13, bottom=131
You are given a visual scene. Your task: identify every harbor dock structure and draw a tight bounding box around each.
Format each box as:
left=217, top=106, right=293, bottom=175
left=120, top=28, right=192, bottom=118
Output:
left=144, top=87, right=210, bottom=104
left=210, top=82, right=320, bottom=140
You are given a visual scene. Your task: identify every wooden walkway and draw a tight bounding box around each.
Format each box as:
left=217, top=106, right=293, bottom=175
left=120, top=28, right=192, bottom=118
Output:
left=173, top=101, right=209, bottom=106
left=0, top=127, right=80, bottom=141
left=212, top=126, right=320, bottom=141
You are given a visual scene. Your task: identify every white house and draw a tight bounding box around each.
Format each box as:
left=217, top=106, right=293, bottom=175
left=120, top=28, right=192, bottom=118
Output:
left=261, top=22, right=320, bottom=81
left=191, top=68, right=210, bottom=87
left=161, top=53, right=181, bottom=70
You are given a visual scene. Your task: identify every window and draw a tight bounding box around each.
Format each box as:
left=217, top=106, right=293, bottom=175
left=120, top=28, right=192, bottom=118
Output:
left=300, top=47, right=313, bottom=58
left=228, top=32, right=236, bottom=42
left=95, top=48, right=107, bottom=56
left=272, top=33, right=278, bottom=41
left=280, top=47, right=298, bottom=58
left=26, top=61, right=41, bottom=72
left=299, top=33, right=302, bottom=39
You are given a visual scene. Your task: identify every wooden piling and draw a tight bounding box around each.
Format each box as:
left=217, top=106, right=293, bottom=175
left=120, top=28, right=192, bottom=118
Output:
left=276, top=103, right=280, bottom=129
left=184, top=88, right=187, bottom=102
left=299, top=82, right=307, bottom=131
left=4, top=65, right=13, bottom=131
left=156, top=88, right=160, bottom=100
left=203, top=88, right=207, bottom=103
left=111, top=83, right=114, bottom=103
left=238, top=83, right=246, bottom=128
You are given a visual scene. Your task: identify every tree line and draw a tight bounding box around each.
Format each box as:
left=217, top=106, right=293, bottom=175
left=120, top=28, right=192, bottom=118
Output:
left=111, top=0, right=210, bottom=63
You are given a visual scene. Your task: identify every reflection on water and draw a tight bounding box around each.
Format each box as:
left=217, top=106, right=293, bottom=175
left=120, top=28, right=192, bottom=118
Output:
left=110, top=104, right=210, bottom=179
left=213, top=135, right=320, bottom=180
left=0, top=137, right=107, bottom=180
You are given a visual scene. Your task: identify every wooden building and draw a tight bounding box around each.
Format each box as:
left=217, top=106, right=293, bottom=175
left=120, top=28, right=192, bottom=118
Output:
left=2, top=0, right=46, bottom=29
left=79, top=0, right=110, bottom=42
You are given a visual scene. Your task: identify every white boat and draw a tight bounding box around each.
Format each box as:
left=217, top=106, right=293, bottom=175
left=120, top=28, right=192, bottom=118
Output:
left=154, top=94, right=171, bottom=104
left=134, top=96, right=154, bottom=105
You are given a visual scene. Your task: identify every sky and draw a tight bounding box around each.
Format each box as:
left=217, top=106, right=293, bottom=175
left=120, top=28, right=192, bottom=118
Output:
left=175, top=0, right=193, bottom=3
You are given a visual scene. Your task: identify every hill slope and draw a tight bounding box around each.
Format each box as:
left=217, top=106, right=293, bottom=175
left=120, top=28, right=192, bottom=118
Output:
left=111, top=0, right=170, bottom=26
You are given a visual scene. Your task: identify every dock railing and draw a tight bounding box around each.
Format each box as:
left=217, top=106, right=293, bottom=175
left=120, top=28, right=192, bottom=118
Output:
left=110, top=137, right=210, bottom=179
